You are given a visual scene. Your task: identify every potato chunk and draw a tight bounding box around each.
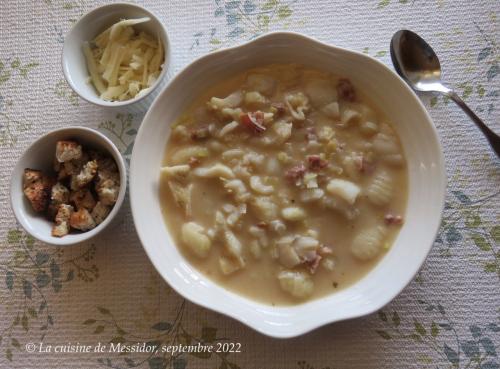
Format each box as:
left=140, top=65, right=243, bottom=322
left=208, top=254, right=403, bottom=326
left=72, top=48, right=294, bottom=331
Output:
left=245, top=73, right=275, bottom=96
left=304, top=79, right=337, bottom=108
left=321, top=101, right=340, bottom=119
left=372, top=133, right=400, bottom=155
left=326, top=179, right=360, bottom=205
left=350, top=226, right=386, bottom=261
left=278, top=271, right=314, bottom=299
left=366, top=171, right=393, bottom=206
left=219, top=256, right=241, bottom=275
left=251, top=196, right=278, bottom=221
left=181, top=222, right=211, bottom=258
left=277, top=238, right=301, bottom=268
left=281, top=207, right=306, bottom=221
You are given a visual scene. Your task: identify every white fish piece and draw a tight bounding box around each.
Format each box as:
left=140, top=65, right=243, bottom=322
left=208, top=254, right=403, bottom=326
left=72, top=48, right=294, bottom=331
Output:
left=160, top=164, right=190, bottom=179
left=182, top=222, right=211, bottom=258
left=208, top=91, right=243, bottom=110
left=193, top=163, right=235, bottom=179
left=249, top=176, right=274, bottom=195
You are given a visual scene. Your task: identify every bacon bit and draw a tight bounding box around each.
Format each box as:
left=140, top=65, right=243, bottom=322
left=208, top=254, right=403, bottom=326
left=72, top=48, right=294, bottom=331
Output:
left=271, top=102, right=286, bottom=116
left=304, top=253, right=322, bottom=274
left=256, top=221, right=268, bottom=229
left=190, top=126, right=210, bottom=140
left=188, top=157, right=200, bottom=167
left=384, top=214, right=404, bottom=225
left=285, top=164, right=306, bottom=182
left=307, top=155, right=328, bottom=171
left=337, top=78, right=356, bottom=102
left=240, top=111, right=266, bottom=133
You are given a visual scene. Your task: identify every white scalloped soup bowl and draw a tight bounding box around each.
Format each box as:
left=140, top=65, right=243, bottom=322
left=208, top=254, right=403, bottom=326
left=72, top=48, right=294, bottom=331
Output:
left=130, top=32, right=445, bottom=338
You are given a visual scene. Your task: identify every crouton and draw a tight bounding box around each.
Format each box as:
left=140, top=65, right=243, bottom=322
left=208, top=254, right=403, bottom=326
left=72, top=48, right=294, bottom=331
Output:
left=23, top=169, right=54, bottom=212
left=52, top=204, right=74, bottom=237
left=47, top=203, right=59, bottom=220
left=23, top=168, right=44, bottom=188
left=53, top=156, right=61, bottom=172
left=69, top=208, right=96, bottom=231
left=95, top=164, right=120, bottom=206
left=96, top=178, right=119, bottom=205
left=95, top=156, right=117, bottom=173
left=58, top=152, right=90, bottom=180
left=91, top=201, right=111, bottom=225
left=70, top=160, right=98, bottom=190
left=46, top=182, right=70, bottom=220
left=51, top=182, right=70, bottom=204
left=55, top=140, right=82, bottom=163
left=70, top=189, right=96, bottom=210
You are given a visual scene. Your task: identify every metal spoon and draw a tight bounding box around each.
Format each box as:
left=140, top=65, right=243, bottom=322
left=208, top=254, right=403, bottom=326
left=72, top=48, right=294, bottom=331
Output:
left=390, top=29, right=500, bottom=157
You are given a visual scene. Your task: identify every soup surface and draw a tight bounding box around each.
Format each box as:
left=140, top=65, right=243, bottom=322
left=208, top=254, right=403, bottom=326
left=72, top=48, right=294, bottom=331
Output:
left=160, top=64, right=408, bottom=305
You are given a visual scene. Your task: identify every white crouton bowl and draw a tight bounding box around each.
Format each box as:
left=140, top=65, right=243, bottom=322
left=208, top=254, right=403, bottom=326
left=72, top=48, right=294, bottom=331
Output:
left=10, top=127, right=127, bottom=246
left=130, top=32, right=446, bottom=338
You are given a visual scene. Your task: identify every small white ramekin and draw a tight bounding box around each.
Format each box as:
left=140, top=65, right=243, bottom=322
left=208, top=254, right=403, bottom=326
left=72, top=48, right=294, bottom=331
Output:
left=62, top=3, right=170, bottom=113
left=10, top=127, right=127, bottom=246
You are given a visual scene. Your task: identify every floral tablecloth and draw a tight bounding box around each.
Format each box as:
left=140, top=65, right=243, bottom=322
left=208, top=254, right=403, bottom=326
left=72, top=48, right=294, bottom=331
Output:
left=0, top=0, right=499, bottom=368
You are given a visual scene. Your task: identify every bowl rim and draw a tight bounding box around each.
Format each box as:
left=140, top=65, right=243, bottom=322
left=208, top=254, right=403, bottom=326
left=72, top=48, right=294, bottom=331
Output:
left=61, top=2, right=170, bottom=108
left=10, top=126, right=127, bottom=247
left=130, top=31, right=446, bottom=338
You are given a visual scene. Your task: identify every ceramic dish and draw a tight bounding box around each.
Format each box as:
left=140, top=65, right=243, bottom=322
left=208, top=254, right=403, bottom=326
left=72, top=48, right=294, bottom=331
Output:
left=10, top=127, right=127, bottom=246
left=129, top=32, right=446, bottom=338
left=62, top=2, right=170, bottom=113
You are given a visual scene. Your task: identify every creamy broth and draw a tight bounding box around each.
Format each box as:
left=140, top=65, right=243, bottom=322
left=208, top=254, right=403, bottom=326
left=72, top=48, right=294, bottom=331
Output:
left=160, top=64, right=408, bottom=305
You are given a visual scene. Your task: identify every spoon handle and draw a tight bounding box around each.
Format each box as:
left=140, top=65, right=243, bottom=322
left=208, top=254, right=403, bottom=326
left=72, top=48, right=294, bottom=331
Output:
left=447, top=91, right=500, bottom=158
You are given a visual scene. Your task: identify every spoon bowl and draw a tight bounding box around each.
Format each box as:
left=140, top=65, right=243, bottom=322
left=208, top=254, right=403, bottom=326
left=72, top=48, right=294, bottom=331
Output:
left=390, top=29, right=500, bottom=157
left=390, top=30, right=447, bottom=93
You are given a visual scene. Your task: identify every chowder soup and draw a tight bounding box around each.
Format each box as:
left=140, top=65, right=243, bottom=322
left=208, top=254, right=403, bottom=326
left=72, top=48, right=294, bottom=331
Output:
left=160, top=64, right=408, bottom=305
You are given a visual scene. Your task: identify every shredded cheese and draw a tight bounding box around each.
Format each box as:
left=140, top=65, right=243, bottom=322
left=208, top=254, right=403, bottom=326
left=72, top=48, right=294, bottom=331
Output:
left=83, top=17, right=164, bottom=102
